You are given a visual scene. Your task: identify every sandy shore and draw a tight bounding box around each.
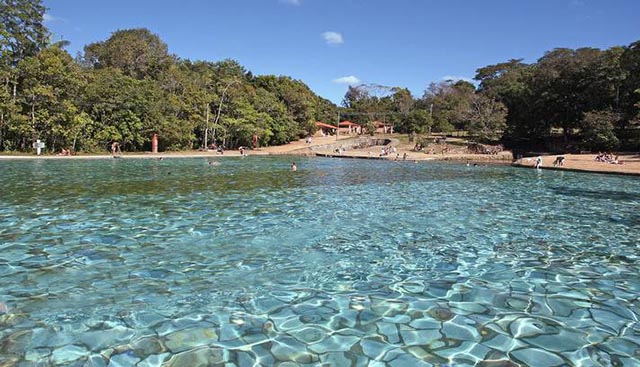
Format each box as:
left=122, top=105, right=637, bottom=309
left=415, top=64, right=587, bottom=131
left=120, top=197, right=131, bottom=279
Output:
left=2, top=136, right=639, bottom=176
left=511, top=154, right=640, bottom=176
left=0, top=136, right=342, bottom=160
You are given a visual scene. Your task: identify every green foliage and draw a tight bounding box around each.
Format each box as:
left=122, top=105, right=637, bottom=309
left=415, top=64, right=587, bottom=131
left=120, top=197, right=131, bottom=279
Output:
left=363, top=121, right=376, bottom=136
left=620, top=42, right=640, bottom=118
left=1, top=8, right=639, bottom=154
left=254, top=75, right=336, bottom=140
left=431, top=117, right=454, bottom=134
left=0, top=0, right=49, bottom=67
left=397, top=109, right=430, bottom=135
left=0, top=21, right=342, bottom=152
left=0, top=0, right=49, bottom=150
left=341, top=84, right=396, bottom=126
left=422, top=81, right=475, bottom=132
left=476, top=44, right=640, bottom=151
left=83, top=67, right=159, bottom=150
left=580, top=111, right=620, bottom=151
left=463, top=94, right=507, bottom=142
left=83, top=28, right=173, bottom=80
left=16, top=45, right=86, bottom=151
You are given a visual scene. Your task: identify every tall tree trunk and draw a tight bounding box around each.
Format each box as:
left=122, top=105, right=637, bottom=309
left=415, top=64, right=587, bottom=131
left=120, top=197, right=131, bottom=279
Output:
left=72, top=134, right=77, bottom=153
left=203, top=103, right=209, bottom=149
left=31, top=101, right=36, bottom=138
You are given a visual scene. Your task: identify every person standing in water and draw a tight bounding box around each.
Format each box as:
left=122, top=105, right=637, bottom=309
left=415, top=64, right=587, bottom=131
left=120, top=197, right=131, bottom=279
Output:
left=111, top=141, right=122, bottom=157
left=291, top=162, right=297, bottom=171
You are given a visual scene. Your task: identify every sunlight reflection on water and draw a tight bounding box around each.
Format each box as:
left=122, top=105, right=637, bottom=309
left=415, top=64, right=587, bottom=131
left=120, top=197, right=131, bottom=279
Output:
left=0, top=157, right=639, bottom=365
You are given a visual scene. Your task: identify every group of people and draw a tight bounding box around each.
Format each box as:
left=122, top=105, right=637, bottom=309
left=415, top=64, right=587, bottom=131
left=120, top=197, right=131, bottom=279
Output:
left=532, top=155, right=563, bottom=169
left=380, top=146, right=396, bottom=157
left=208, top=142, right=225, bottom=155
left=595, top=152, right=622, bottom=164
left=57, top=148, right=71, bottom=156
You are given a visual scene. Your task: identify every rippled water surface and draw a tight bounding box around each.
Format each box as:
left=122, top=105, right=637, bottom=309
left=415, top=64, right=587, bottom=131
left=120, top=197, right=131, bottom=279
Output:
left=1, top=157, right=639, bottom=366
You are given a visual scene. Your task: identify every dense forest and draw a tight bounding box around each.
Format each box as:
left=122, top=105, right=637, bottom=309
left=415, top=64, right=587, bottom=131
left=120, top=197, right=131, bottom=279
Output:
left=1, top=0, right=639, bottom=153
left=341, top=43, right=640, bottom=152
left=0, top=0, right=338, bottom=153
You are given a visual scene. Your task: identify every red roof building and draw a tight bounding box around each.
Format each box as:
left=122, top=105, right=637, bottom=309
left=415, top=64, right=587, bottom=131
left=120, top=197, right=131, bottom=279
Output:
left=338, top=120, right=362, bottom=135
left=315, top=121, right=338, bottom=129
left=338, top=121, right=360, bottom=127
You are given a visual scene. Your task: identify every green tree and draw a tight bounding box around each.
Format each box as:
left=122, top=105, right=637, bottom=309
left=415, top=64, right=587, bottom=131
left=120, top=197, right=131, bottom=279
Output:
left=474, top=44, right=635, bottom=150
left=251, top=87, right=296, bottom=145
left=254, top=75, right=328, bottom=139
left=422, top=81, right=474, bottom=133
left=341, top=84, right=396, bottom=127
left=156, top=62, right=211, bottom=150
left=313, top=97, right=338, bottom=130
left=390, top=87, right=414, bottom=115
left=83, top=68, right=161, bottom=151
left=17, top=45, right=85, bottom=152
left=463, top=94, right=507, bottom=142
left=402, top=109, right=430, bottom=135
left=620, top=41, right=640, bottom=120
left=0, top=0, right=49, bottom=149
left=475, top=59, right=537, bottom=144
left=83, top=28, right=173, bottom=80
left=0, top=0, right=49, bottom=67
left=532, top=48, right=614, bottom=143
left=580, top=110, right=620, bottom=151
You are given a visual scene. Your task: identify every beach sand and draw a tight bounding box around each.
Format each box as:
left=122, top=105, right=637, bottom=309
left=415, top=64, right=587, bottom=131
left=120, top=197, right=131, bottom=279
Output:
left=511, top=154, right=640, bottom=176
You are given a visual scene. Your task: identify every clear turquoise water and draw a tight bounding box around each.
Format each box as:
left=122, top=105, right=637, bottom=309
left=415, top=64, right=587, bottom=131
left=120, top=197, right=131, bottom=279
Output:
left=0, top=157, right=639, bottom=366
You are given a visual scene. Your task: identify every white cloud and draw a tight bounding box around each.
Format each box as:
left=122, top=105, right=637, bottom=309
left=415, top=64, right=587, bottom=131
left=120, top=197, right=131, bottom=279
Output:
left=279, top=0, right=301, bottom=5
left=322, top=31, right=344, bottom=45
left=332, top=76, right=361, bottom=85
left=43, top=13, right=65, bottom=23
left=442, top=75, right=473, bottom=83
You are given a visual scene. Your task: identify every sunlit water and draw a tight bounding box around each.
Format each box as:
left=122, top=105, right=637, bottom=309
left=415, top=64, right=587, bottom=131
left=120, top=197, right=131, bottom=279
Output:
left=1, top=157, right=639, bottom=366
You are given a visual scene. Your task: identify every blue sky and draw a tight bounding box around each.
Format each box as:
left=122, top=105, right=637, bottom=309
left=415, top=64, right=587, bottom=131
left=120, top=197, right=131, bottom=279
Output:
left=44, top=0, right=640, bottom=104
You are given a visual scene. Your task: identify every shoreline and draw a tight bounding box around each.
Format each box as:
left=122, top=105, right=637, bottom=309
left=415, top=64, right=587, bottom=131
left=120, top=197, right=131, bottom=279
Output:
left=2, top=152, right=638, bottom=176
left=511, top=163, right=640, bottom=177
left=1, top=135, right=639, bottom=177
left=510, top=153, right=640, bottom=177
